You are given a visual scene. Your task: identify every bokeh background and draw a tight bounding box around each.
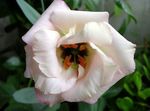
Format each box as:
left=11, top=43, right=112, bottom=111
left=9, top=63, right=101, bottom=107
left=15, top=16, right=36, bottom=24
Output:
left=0, top=0, right=150, bottom=111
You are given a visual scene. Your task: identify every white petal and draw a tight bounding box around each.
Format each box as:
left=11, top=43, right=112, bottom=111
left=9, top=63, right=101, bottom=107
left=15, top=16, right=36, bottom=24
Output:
left=57, top=22, right=112, bottom=46
left=36, top=89, right=62, bottom=106
left=31, top=29, right=77, bottom=94
left=62, top=48, right=117, bottom=102
left=84, top=70, right=124, bottom=104
left=35, top=67, right=77, bottom=94
left=22, top=0, right=69, bottom=44
left=24, top=45, right=43, bottom=81
left=99, top=22, right=136, bottom=74
left=83, top=22, right=112, bottom=46
left=31, top=29, right=61, bottom=78
left=51, top=10, right=109, bottom=32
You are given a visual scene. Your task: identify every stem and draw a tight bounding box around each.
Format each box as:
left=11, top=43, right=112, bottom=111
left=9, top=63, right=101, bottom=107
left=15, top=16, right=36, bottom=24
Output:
left=68, top=102, right=78, bottom=111
left=40, top=0, right=45, bottom=12
left=27, top=78, right=32, bottom=87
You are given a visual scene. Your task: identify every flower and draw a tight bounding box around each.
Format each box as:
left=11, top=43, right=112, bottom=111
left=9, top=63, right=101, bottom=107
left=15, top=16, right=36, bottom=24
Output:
left=23, top=0, right=136, bottom=106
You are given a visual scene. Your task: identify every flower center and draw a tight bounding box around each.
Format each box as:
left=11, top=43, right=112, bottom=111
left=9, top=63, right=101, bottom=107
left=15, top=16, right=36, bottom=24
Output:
left=59, top=43, right=89, bottom=69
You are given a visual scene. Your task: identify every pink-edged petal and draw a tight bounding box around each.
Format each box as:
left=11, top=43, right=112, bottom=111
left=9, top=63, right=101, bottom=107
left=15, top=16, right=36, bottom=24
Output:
left=35, top=67, right=77, bottom=94
left=84, top=70, right=124, bottom=104
left=36, top=88, right=62, bottom=106
left=99, top=22, right=136, bottom=74
left=24, top=45, right=43, bottom=81
left=51, top=10, right=109, bottom=32
left=31, top=29, right=77, bottom=94
left=22, top=0, right=70, bottom=44
left=31, top=29, right=61, bottom=78
left=61, top=46, right=117, bottom=102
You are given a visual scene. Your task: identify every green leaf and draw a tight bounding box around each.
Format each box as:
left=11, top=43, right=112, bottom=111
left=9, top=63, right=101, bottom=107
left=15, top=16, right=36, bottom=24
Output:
left=114, top=4, right=122, bottom=16
left=143, top=54, right=150, bottom=70
left=143, top=66, right=150, bottom=80
left=16, top=0, right=40, bottom=24
left=103, top=86, right=122, bottom=98
left=138, top=88, right=150, bottom=100
left=79, top=97, right=106, bottom=111
left=116, top=97, right=133, bottom=111
left=115, top=0, right=137, bottom=23
left=13, top=87, right=39, bottom=104
left=133, top=71, right=142, bottom=91
left=123, top=83, right=135, bottom=96
left=3, top=56, right=22, bottom=70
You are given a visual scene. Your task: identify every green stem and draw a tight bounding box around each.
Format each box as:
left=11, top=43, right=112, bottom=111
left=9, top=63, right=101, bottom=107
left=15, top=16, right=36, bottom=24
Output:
left=27, top=78, right=32, bottom=87
left=40, top=0, right=45, bottom=12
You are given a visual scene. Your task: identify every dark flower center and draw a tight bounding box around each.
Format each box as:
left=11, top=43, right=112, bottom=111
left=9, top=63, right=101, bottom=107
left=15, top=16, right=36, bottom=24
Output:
left=59, top=43, right=88, bottom=69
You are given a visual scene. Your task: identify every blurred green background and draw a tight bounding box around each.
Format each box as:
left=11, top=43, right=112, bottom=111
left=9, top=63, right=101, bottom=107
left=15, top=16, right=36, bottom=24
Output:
left=0, top=0, right=150, bottom=111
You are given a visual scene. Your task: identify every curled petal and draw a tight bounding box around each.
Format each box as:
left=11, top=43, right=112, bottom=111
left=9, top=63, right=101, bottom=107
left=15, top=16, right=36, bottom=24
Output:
left=84, top=70, right=124, bottom=104
left=99, top=22, right=136, bottom=74
left=31, top=29, right=77, bottom=94
left=62, top=47, right=117, bottom=102
left=22, top=0, right=69, bottom=44
left=24, top=45, right=43, bottom=81
left=58, top=22, right=112, bottom=46
left=51, top=10, right=109, bottom=33
left=31, top=29, right=61, bottom=78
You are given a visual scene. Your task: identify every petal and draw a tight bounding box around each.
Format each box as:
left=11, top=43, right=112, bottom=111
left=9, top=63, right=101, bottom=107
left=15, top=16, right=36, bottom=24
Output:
left=22, top=0, right=69, bottom=44
left=51, top=10, right=109, bottom=33
left=31, top=29, right=61, bottom=78
left=99, top=22, right=136, bottom=74
left=61, top=46, right=117, bottom=102
left=35, top=67, right=77, bottom=94
left=24, top=45, right=43, bottom=81
left=31, top=29, right=77, bottom=94
left=57, top=22, right=112, bottom=46
left=36, top=88, right=62, bottom=106
left=84, top=70, right=124, bottom=104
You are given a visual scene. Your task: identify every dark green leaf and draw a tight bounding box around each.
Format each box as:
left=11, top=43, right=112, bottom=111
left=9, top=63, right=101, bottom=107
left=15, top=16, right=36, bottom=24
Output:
left=13, top=87, right=39, bottom=104
left=143, top=54, right=150, bottom=70
left=123, top=83, right=135, bottom=96
left=143, top=66, right=150, bottom=80
left=133, top=71, right=142, bottom=91
left=115, top=0, right=137, bottom=23
left=138, top=88, right=150, bottom=100
left=16, top=0, right=40, bottom=24
left=116, top=97, right=133, bottom=111
left=103, top=86, right=122, bottom=98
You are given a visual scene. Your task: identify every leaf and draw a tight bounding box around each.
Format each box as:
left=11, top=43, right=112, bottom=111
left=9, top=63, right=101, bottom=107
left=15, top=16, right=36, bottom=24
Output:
left=114, top=4, right=122, bottom=16
left=116, top=97, right=133, bottom=111
left=3, top=56, right=22, bottom=70
left=133, top=71, right=142, bottom=91
left=143, top=54, right=150, bottom=70
left=123, top=83, right=135, bottom=96
left=13, top=87, right=39, bottom=104
left=138, top=88, right=150, bottom=100
left=115, top=0, right=137, bottom=23
left=16, top=0, right=40, bottom=24
left=143, top=66, right=150, bottom=80
left=79, top=97, right=106, bottom=111
left=103, top=85, right=122, bottom=98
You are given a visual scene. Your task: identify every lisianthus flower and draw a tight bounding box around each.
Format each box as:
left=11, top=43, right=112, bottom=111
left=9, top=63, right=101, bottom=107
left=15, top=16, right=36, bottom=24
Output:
left=23, top=0, right=136, bottom=106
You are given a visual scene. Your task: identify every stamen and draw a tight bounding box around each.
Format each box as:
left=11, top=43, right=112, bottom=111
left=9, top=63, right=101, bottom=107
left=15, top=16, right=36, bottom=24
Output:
left=79, top=44, right=86, bottom=51
left=64, top=55, right=72, bottom=69
left=78, top=55, right=87, bottom=68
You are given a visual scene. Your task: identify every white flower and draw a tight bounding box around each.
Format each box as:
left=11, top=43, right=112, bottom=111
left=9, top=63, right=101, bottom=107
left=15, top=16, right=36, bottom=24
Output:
left=23, top=0, right=136, bottom=106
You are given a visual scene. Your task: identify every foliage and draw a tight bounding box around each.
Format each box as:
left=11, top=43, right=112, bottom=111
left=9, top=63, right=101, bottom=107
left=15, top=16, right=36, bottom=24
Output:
left=0, top=0, right=150, bottom=111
